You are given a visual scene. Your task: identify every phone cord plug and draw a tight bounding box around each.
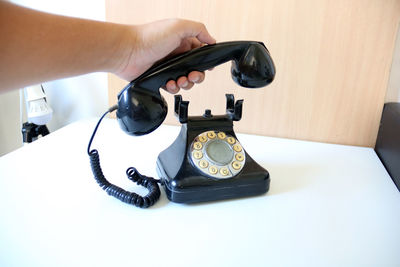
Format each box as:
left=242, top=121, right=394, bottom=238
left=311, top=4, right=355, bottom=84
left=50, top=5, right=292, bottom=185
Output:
left=87, top=105, right=162, bottom=208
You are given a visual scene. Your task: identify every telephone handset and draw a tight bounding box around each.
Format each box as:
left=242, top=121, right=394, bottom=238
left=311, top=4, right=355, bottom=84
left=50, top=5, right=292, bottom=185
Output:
left=88, top=41, right=275, bottom=207
left=116, top=41, right=275, bottom=136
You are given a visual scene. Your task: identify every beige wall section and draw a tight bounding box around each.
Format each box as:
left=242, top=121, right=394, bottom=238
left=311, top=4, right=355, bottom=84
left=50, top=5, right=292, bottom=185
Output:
left=386, top=23, right=400, bottom=103
left=106, top=0, right=400, bottom=147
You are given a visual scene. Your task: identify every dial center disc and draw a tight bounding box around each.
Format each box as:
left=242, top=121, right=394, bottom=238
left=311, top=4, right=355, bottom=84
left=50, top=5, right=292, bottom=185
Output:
left=205, top=139, right=234, bottom=165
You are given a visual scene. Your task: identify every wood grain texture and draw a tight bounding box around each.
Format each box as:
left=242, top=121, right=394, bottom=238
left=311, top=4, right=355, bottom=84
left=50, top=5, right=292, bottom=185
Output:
left=386, top=25, right=400, bottom=102
left=106, top=0, right=400, bottom=147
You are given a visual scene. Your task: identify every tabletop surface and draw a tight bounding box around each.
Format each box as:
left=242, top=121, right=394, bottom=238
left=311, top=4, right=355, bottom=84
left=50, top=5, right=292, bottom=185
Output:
left=1, top=118, right=400, bottom=267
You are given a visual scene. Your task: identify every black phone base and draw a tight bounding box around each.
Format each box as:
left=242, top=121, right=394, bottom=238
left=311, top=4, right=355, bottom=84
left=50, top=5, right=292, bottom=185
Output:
left=156, top=94, right=270, bottom=204
left=156, top=134, right=270, bottom=203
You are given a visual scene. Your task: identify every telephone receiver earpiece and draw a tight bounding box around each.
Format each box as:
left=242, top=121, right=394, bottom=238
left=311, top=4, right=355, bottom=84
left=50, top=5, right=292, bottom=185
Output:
left=116, top=41, right=275, bottom=136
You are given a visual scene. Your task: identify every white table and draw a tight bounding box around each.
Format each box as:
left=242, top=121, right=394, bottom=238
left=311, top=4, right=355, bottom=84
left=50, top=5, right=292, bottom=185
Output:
left=1, top=118, right=399, bottom=267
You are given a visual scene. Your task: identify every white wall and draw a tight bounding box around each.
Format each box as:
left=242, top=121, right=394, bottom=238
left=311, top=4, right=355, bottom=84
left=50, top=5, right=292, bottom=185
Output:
left=0, top=0, right=108, bottom=156
left=0, top=91, right=23, bottom=156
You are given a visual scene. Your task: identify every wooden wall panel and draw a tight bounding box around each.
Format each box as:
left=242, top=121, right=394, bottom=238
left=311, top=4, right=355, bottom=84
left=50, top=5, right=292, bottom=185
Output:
left=386, top=25, right=400, bottom=102
left=106, top=0, right=400, bottom=147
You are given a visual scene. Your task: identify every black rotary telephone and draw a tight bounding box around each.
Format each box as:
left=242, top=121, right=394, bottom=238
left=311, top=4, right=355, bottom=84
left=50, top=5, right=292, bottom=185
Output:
left=88, top=41, right=275, bottom=208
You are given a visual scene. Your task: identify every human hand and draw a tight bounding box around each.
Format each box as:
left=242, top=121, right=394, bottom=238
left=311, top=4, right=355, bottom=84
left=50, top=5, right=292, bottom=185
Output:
left=114, top=19, right=216, bottom=94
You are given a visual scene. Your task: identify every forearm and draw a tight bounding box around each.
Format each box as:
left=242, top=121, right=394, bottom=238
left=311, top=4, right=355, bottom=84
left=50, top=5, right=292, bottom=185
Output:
left=0, top=1, right=133, bottom=91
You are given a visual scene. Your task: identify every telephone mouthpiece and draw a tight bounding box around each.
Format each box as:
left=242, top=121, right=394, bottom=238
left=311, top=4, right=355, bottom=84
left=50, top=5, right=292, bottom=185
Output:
left=116, top=87, right=167, bottom=136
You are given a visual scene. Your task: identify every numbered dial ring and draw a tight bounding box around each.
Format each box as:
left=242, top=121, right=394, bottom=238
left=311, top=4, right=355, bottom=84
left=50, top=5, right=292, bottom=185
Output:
left=189, top=131, right=246, bottom=179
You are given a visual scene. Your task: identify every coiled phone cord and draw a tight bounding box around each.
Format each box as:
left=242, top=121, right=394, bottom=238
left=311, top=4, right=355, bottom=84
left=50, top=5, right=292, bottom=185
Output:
left=87, top=105, right=162, bottom=208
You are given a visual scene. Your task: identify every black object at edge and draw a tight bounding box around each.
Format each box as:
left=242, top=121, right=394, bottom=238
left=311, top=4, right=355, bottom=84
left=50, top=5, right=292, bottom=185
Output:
left=22, top=122, right=49, bottom=143
left=375, top=102, right=400, bottom=191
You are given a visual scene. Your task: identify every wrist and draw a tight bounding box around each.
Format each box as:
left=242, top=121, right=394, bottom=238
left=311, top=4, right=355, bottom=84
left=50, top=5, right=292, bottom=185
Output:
left=105, top=24, right=139, bottom=78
